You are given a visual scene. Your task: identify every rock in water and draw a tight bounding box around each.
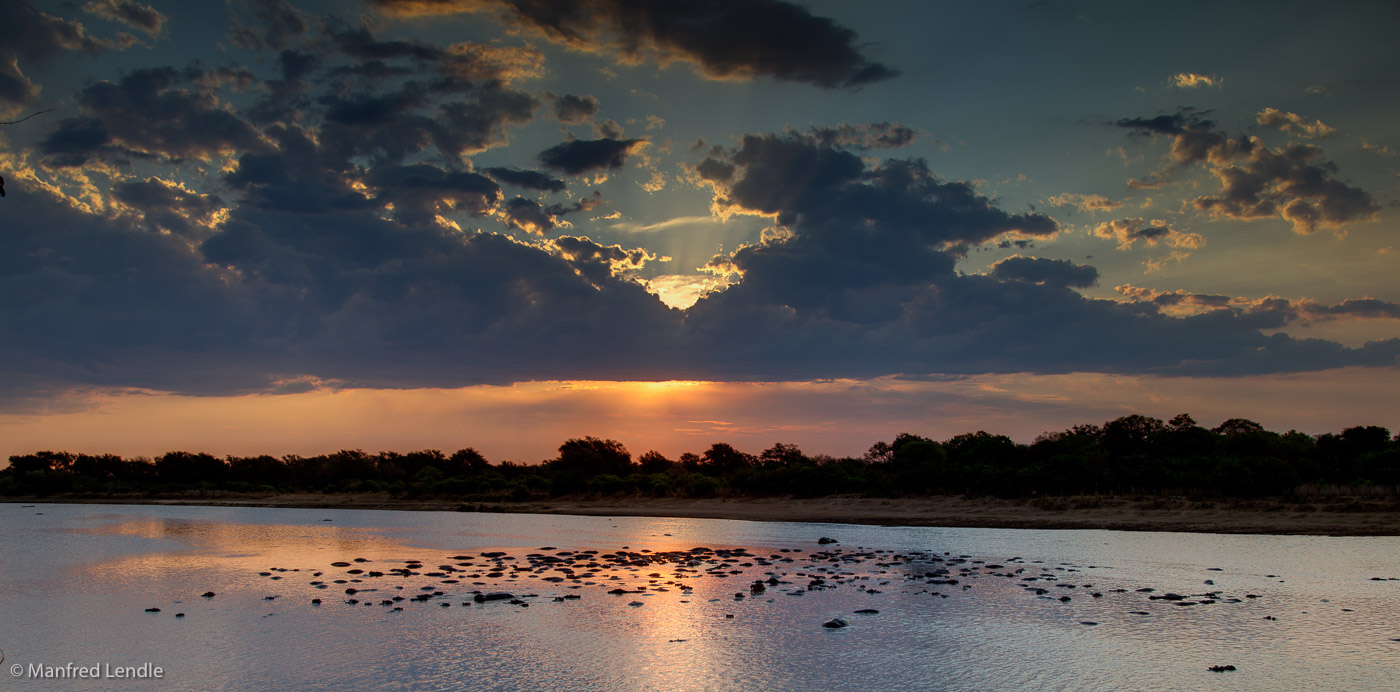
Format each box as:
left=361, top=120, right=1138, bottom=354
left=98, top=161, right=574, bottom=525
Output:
left=822, top=617, right=849, bottom=628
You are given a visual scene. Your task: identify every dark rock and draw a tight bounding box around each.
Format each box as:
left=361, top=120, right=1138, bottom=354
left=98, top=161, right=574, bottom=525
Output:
left=818, top=537, right=838, bottom=545
left=200, top=592, right=216, bottom=598
left=1207, top=665, right=1237, bottom=672
left=822, top=617, right=849, bottom=628
left=145, top=608, right=161, bottom=613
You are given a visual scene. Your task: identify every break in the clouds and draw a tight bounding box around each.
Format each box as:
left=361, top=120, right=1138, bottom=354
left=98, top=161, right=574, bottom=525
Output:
left=1117, top=108, right=1379, bottom=233
left=0, top=0, right=1397, bottom=416
left=370, top=0, right=898, bottom=89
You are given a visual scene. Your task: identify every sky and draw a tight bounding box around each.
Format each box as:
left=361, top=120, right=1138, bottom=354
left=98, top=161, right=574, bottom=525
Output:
left=2, top=0, right=1399, bottom=463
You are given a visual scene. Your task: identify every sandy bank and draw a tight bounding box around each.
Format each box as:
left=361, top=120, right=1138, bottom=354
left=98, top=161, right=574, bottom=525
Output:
left=8, top=493, right=1398, bottom=536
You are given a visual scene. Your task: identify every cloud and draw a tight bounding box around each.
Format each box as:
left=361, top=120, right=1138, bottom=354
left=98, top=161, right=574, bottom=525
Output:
left=227, top=0, right=309, bottom=51
left=1169, top=72, right=1221, bottom=89
left=552, top=235, right=658, bottom=285
left=989, top=256, right=1098, bottom=288
left=4, top=120, right=1398, bottom=407
left=0, top=0, right=132, bottom=113
left=797, top=122, right=919, bottom=150
left=1047, top=193, right=1122, bottom=213
left=111, top=177, right=226, bottom=239
left=365, top=164, right=502, bottom=226
left=538, top=137, right=645, bottom=175
left=41, top=67, right=267, bottom=166
left=707, top=133, right=1058, bottom=247
left=1116, top=285, right=1400, bottom=324
left=551, top=93, right=600, bottom=123
left=1256, top=107, right=1336, bottom=138
left=1091, top=217, right=1204, bottom=251
left=82, top=0, right=167, bottom=37
left=369, top=0, right=899, bottom=90
left=1117, top=108, right=1379, bottom=233
left=482, top=167, right=567, bottom=193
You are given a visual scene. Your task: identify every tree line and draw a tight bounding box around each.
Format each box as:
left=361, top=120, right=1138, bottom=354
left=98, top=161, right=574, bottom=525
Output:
left=3, top=414, right=1398, bottom=500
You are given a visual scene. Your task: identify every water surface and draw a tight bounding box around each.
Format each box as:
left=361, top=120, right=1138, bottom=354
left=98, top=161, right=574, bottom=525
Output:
left=1, top=503, right=1397, bottom=690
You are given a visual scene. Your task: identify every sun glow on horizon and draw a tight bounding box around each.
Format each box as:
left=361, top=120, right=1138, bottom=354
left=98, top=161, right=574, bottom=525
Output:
left=2, top=369, right=1398, bottom=467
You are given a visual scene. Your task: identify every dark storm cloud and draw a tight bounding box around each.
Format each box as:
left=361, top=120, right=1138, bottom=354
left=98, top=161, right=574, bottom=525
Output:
left=41, top=67, right=267, bottom=166
left=713, top=133, right=1057, bottom=247
left=370, top=0, right=898, bottom=90
left=365, top=164, right=502, bottom=226
left=321, top=85, right=428, bottom=126
left=680, top=132, right=1396, bottom=379
left=551, top=93, right=600, bottom=123
left=989, top=256, right=1098, bottom=288
left=82, top=0, right=167, bottom=37
left=482, top=167, right=567, bottom=193
left=0, top=185, right=270, bottom=405
left=538, top=137, right=644, bottom=175
left=1117, top=108, right=1379, bottom=233
left=112, top=177, right=226, bottom=238
left=501, top=193, right=603, bottom=234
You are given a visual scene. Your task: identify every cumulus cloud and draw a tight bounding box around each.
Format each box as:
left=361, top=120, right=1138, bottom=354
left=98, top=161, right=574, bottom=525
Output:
left=1169, top=72, right=1221, bottom=89
left=42, top=67, right=268, bottom=166
left=989, top=256, right=1098, bottom=288
left=369, top=0, right=898, bottom=90
left=0, top=0, right=134, bottom=113
left=539, top=137, right=645, bottom=176
left=112, top=177, right=226, bottom=239
left=482, top=167, right=567, bottom=193
left=1255, top=107, right=1336, bottom=138
left=1116, top=284, right=1400, bottom=324
left=1047, top=193, right=1122, bottom=213
left=553, top=235, right=658, bottom=285
left=82, top=0, right=167, bottom=37
left=1, top=6, right=1396, bottom=408
left=551, top=93, right=600, bottom=123
left=1117, top=108, right=1379, bottom=233
left=1091, top=217, right=1204, bottom=251
left=499, top=193, right=599, bottom=234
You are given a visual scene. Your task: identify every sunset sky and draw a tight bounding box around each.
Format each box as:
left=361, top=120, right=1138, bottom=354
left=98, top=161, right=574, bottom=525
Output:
left=2, top=0, right=1398, bottom=463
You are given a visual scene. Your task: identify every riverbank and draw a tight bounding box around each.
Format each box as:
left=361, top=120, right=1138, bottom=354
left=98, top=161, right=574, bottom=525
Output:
left=7, top=492, right=1399, bottom=536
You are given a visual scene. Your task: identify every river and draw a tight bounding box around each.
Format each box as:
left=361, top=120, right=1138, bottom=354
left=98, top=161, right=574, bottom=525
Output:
left=1, top=502, right=1396, bottom=690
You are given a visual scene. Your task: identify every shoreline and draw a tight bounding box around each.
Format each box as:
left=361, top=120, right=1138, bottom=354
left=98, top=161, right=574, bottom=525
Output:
left=7, top=493, right=1399, bottom=536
